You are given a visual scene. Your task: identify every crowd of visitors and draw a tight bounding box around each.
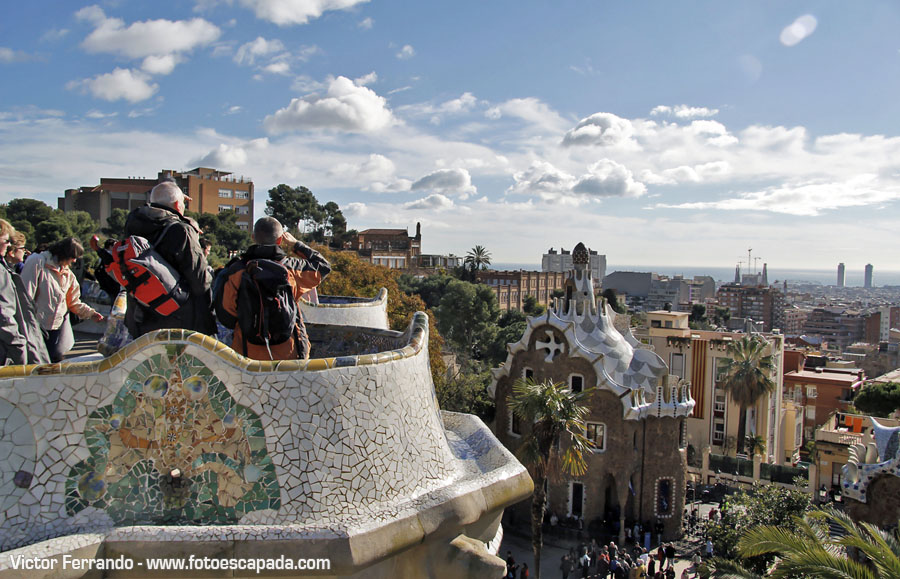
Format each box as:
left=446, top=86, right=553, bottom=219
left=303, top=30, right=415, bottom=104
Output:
left=0, top=179, right=331, bottom=366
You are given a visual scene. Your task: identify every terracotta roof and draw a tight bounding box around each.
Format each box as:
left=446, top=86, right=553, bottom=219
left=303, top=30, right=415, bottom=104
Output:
left=358, top=229, right=408, bottom=235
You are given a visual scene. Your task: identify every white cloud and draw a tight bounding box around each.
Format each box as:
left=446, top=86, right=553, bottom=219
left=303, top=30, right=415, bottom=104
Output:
left=79, top=7, right=221, bottom=61
left=358, top=17, right=373, bottom=29
left=192, top=138, right=269, bottom=168
left=396, top=45, right=415, bottom=60
left=641, top=161, right=732, bottom=185
left=85, top=110, right=118, bottom=119
left=411, top=168, right=476, bottom=198
left=572, top=159, right=646, bottom=198
left=238, top=0, right=371, bottom=26
left=658, top=174, right=898, bottom=216
left=234, top=37, right=285, bottom=65
left=404, top=194, right=454, bottom=211
left=485, top=98, right=569, bottom=134
left=40, top=28, right=70, bottom=42
left=400, top=92, right=480, bottom=125
left=141, top=54, right=181, bottom=75
left=67, top=68, right=159, bottom=103
left=263, top=76, right=395, bottom=133
left=0, top=47, right=33, bottom=63
left=562, top=112, right=638, bottom=148
left=780, top=14, right=818, bottom=47
left=506, top=161, right=576, bottom=199
left=262, top=61, right=291, bottom=75
left=354, top=71, right=377, bottom=86
left=343, top=202, right=367, bottom=217
left=329, top=154, right=411, bottom=192
left=651, top=105, right=719, bottom=119
left=225, top=105, right=242, bottom=115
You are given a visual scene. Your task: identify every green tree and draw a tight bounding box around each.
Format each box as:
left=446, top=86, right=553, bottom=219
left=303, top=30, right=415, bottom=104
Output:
left=397, top=273, right=455, bottom=311
left=706, top=482, right=811, bottom=575
left=188, top=209, right=251, bottom=263
left=712, top=506, right=900, bottom=578
left=436, top=359, right=495, bottom=422
left=719, top=336, right=776, bottom=454
left=853, top=382, right=900, bottom=418
left=264, top=184, right=323, bottom=236
left=101, top=208, right=129, bottom=239
left=434, top=279, right=500, bottom=355
left=712, top=305, right=732, bottom=327
left=523, top=294, right=546, bottom=316
left=508, top=378, right=593, bottom=579
left=464, top=245, right=492, bottom=272
left=602, top=288, right=626, bottom=314
left=483, top=308, right=527, bottom=367
left=745, top=434, right=766, bottom=456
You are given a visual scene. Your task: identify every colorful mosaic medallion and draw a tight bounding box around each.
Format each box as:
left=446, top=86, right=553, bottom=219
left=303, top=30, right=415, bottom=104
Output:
left=66, top=344, right=280, bottom=524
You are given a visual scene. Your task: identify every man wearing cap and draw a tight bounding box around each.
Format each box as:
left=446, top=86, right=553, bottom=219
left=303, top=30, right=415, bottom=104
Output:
left=123, top=180, right=215, bottom=337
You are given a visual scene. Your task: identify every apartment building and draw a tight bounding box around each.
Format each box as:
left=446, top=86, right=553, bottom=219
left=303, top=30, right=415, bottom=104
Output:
left=716, top=283, right=786, bottom=332
left=645, top=310, right=786, bottom=463
left=60, top=167, right=254, bottom=230
left=542, top=246, right=606, bottom=287
left=476, top=269, right=567, bottom=311
left=802, top=307, right=866, bottom=352
left=783, top=352, right=865, bottom=441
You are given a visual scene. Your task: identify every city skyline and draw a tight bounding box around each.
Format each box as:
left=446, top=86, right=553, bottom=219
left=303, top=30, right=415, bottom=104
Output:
left=2, top=2, right=900, bottom=269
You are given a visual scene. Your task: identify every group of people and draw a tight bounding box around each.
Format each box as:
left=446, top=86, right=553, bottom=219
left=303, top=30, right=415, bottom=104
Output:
left=0, top=221, right=104, bottom=365
left=0, top=179, right=331, bottom=366
left=558, top=540, right=683, bottom=579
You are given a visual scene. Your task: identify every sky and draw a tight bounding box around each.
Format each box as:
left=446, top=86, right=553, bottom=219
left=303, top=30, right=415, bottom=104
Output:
left=2, top=1, right=900, bottom=272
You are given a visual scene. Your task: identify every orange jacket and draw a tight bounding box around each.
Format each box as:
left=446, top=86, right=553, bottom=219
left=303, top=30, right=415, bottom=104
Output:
left=215, top=242, right=330, bottom=360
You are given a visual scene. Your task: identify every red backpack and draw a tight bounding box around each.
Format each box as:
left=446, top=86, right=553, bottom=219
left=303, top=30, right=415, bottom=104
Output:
left=106, top=222, right=189, bottom=316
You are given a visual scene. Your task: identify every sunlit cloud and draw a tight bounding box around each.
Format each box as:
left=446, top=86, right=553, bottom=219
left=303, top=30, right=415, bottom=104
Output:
left=780, top=14, right=818, bottom=47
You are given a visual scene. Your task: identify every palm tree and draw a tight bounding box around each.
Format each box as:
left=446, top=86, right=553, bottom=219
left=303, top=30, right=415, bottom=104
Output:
left=718, top=336, right=775, bottom=455
left=710, top=506, right=900, bottom=578
left=508, top=378, right=594, bottom=579
left=464, top=245, right=492, bottom=272
left=745, top=434, right=766, bottom=457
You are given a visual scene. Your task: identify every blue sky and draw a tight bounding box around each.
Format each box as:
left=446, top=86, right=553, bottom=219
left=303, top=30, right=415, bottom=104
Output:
left=2, top=1, right=899, bottom=271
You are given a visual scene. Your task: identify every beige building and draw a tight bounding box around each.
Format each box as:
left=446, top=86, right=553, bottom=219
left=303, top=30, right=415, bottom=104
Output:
left=477, top=269, right=567, bottom=312
left=812, top=412, right=900, bottom=495
left=60, top=167, right=254, bottom=230
left=643, top=310, right=787, bottom=464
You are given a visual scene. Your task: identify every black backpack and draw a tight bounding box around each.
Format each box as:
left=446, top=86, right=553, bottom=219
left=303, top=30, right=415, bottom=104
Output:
left=235, top=258, right=300, bottom=358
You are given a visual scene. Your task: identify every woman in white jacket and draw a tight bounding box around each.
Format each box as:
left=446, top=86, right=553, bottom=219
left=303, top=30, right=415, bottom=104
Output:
left=21, top=237, right=104, bottom=362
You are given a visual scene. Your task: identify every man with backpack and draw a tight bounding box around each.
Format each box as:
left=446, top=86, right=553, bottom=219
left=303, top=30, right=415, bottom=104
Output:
left=120, top=180, right=215, bottom=337
left=215, top=217, right=330, bottom=360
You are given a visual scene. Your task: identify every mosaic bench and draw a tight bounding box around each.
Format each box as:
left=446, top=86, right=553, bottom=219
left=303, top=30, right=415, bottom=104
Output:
left=0, top=312, right=532, bottom=578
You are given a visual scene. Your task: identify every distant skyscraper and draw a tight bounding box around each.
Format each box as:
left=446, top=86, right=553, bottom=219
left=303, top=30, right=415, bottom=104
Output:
left=864, top=264, right=873, bottom=289
left=734, top=264, right=741, bottom=283
left=837, top=263, right=845, bottom=287
left=762, top=263, right=768, bottom=286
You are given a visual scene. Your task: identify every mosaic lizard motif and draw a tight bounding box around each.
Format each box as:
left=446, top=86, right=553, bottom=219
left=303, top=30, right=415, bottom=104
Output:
left=65, top=344, right=279, bottom=524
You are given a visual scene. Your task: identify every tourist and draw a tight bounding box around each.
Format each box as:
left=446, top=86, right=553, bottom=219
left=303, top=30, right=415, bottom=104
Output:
left=0, top=221, right=26, bottom=365
left=123, top=180, right=215, bottom=337
left=4, top=231, right=26, bottom=273
left=705, top=538, right=713, bottom=558
left=215, top=217, right=330, bottom=360
left=89, top=236, right=122, bottom=300
left=560, top=552, right=572, bottom=579
left=519, top=562, right=529, bottom=579
left=21, top=237, right=103, bottom=362
left=664, top=543, right=676, bottom=567
left=505, top=551, right=517, bottom=579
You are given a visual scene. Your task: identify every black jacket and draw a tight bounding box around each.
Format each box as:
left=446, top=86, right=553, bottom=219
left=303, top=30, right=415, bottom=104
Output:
left=123, top=203, right=215, bottom=337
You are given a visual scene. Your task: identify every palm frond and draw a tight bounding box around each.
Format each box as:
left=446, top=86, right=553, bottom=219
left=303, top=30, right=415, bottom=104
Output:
left=708, top=557, right=763, bottom=578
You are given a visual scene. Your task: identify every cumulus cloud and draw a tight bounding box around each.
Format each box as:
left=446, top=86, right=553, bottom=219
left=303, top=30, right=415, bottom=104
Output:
left=658, top=175, right=897, bottom=216
left=506, top=161, right=577, bottom=199
left=651, top=105, right=719, bottom=119
left=67, top=68, right=159, bottom=103
left=573, top=159, right=646, bottom=198
left=641, top=161, right=732, bottom=185
left=485, top=97, right=569, bottom=133
left=354, top=71, right=377, bottom=86
left=78, top=6, right=221, bottom=60
left=141, top=54, right=181, bottom=75
left=263, top=76, right=395, bottom=133
left=237, top=0, right=371, bottom=26
left=562, top=112, right=638, bottom=148
left=396, top=45, right=415, bottom=59
left=234, top=37, right=285, bottom=65
left=404, top=193, right=454, bottom=211
left=401, top=92, right=479, bottom=124
left=780, top=14, right=818, bottom=47
left=411, top=168, right=476, bottom=199
left=343, top=202, right=367, bottom=217
left=192, top=138, right=269, bottom=168
left=262, top=61, right=291, bottom=75
left=358, top=17, right=373, bottom=29
left=329, top=153, right=411, bottom=192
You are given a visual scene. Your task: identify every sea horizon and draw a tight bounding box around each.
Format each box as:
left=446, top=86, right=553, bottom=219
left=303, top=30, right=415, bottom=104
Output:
left=489, top=263, right=900, bottom=287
